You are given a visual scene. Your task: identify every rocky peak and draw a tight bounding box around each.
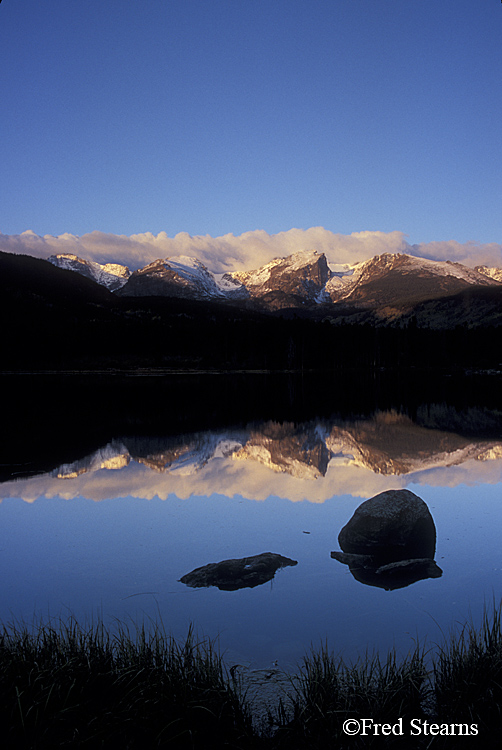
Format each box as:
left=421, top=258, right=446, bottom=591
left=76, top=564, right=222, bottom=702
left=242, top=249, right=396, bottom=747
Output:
left=118, top=256, right=247, bottom=299
left=231, top=249, right=331, bottom=302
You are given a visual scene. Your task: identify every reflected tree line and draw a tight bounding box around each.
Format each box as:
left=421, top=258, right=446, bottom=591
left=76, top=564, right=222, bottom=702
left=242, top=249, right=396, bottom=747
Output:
left=3, top=370, right=502, bottom=483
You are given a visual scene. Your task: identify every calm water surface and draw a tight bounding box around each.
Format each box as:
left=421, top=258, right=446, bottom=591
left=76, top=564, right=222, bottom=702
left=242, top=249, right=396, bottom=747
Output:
left=1, top=373, right=502, bottom=671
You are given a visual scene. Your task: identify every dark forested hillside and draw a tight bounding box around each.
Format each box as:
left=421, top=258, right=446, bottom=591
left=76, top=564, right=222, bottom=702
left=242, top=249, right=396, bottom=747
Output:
left=1, top=250, right=502, bottom=372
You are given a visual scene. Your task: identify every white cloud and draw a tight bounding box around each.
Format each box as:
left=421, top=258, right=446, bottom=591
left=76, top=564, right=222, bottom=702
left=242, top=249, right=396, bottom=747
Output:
left=410, top=240, right=502, bottom=268
left=1, top=227, right=501, bottom=273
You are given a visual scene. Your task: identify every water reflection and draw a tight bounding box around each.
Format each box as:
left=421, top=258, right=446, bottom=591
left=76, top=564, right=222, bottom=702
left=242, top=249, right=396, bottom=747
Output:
left=4, top=409, right=502, bottom=503
left=53, top=411, right=502, bottom=480
left=2, top=373, right=502, bottom=670
left=331, top=489, right=442, bottom=590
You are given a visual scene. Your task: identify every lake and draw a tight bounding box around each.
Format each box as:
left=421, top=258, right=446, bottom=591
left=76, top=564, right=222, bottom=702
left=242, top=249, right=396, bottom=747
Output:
left=2, top=371, right=502, bottom=674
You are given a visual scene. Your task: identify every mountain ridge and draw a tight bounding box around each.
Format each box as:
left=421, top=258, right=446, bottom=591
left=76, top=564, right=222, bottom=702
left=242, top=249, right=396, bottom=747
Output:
left=3, top=247, right=502, bottom=372
left=48, top=253, right=130, bottom=291
left=47, top=248, right=502, bottom=314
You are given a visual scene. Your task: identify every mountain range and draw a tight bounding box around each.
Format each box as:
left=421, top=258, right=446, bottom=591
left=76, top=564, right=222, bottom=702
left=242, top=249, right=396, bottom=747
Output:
left=3, top=367, right=502, bottom=488
left=3, top=246, right=502, bottom=371
left=48, top=248, right=502, bottom=317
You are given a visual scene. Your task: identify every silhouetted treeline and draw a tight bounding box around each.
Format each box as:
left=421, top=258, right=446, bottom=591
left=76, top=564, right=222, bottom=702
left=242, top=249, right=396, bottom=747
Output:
left=4, top=296, right=502, bottom=371
left=1, top=250, right=502, bottom=372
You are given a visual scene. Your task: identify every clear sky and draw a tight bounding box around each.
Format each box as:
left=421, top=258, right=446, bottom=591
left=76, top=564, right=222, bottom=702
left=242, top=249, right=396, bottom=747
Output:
left=1, top=0, right=501, bottom=252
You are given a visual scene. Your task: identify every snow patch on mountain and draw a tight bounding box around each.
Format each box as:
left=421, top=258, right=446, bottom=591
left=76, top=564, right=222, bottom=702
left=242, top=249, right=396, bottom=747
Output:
left=214, top=272, right=248, bottom=295
left=232, top=443, right=325, bottom=480
left=48, top=253, right=130, bottom=291
left=47, top=248, right=502, bottom=308
left=54, top=442, right=130, bottom=479
left=475, top=266, right=502, bottom=283
left=232, top=256, right=285, bottom=289
left=231, top=249, right=325, bottom=290
left=119, top=256, right=248, bottom=299
left=156, top=256, right=224, bottom=296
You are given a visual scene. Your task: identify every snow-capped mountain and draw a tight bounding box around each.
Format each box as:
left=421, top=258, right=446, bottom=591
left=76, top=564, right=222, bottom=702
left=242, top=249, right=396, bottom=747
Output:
left=324, top=253, right=499, bottom=307
left=117, top=256, right=247, bottom=300
left=117, top=250, right=331, bottom=306
left=47, top=249, right=502, bottom=311
left=41, top=414, right=502, bottom=484
left=48, top=253, right=130, bottom=291
left=229, top=249, right=332, bottom=306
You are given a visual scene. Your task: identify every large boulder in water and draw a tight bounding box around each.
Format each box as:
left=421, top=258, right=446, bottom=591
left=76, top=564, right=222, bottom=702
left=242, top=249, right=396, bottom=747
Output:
left=179, top=552, right=298, bottom=591
left=331, top=489, right=442, bottom=589
left=337, top=489, right=436, bottom=562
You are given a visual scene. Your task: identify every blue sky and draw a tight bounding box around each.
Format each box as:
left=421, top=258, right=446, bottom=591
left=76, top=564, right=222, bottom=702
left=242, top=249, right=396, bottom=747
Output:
left=1, top=0, right=501, bottom=260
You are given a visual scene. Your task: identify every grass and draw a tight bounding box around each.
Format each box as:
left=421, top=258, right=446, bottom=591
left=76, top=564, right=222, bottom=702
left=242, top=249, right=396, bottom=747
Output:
left=432, top=602, right=502, bottom=740
left=0, top=618, right=254, bottom=749
left=269, top=601, right=502, bottom=748
left=2, top=604, right=502, bottom=748
left=270, top=645, right=428, bottom=749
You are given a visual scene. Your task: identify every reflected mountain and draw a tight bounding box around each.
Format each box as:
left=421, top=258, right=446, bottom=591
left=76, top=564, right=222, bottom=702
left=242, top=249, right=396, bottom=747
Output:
left=179, top=552, right=298, bottom=591
left=25, top=412, right=502, bottom=486
left=54, top=444, right=131, bottom=478
left=123, top=432, right=247, bottom=475
left=326, top=409, right=502, bottom=476
left=39, top=411, right=502, bottom=482
left=3, top=371, right=502, bottom=502
left=331, top=489, right=443, bottom=590
left=233, top=422, right=331, bottom=479
left=72, top=423, right=331, bottom=479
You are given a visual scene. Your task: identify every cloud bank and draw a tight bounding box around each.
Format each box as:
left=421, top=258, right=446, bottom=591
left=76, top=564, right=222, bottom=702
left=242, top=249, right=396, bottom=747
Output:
left=1, top=228, right=501, bottom=273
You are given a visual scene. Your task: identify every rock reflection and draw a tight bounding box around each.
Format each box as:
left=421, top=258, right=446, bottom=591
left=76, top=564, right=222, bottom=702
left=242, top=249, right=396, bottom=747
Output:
left=331, top=489, right=443, bottom=590
left=179, top=552, right=298, bottom=591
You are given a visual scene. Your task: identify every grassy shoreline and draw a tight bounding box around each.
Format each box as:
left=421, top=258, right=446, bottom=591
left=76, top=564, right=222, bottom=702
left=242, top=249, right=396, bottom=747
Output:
left=1, top=605, right=502, bottom=748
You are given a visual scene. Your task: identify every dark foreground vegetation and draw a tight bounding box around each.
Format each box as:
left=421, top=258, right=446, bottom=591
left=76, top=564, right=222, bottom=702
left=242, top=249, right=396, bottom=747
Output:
left=2, top=604, right=502, bottom=748
left=0, top=621, right=253, bottom=750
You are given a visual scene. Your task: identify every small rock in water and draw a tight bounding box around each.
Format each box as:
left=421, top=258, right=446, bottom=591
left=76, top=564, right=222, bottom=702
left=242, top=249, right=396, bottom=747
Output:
left=179, top=552, right=298, bottom=591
